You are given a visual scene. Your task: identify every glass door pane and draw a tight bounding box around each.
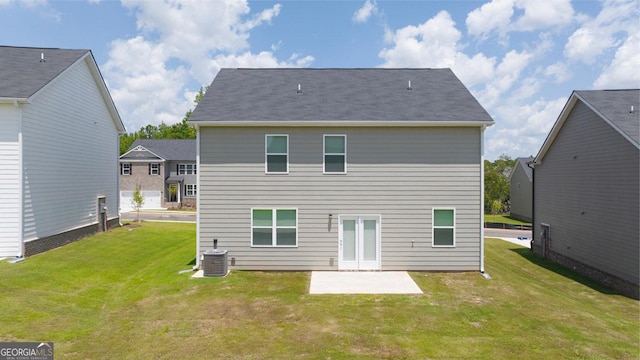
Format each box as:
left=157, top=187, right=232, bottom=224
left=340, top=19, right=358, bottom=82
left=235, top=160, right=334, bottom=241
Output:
left=362, top=219, right=377, bottom=261
left=343, top=220, right=356, bottom=261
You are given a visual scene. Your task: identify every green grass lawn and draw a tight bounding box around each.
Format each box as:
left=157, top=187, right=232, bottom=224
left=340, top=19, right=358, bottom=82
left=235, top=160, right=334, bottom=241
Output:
left=485, top=214, right=532, bottom=226
left=0, top=222, right=637, bottom=359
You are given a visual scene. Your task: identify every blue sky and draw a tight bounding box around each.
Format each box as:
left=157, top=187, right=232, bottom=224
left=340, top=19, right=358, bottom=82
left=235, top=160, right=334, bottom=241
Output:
left=1, top=0, right=638, bottom=160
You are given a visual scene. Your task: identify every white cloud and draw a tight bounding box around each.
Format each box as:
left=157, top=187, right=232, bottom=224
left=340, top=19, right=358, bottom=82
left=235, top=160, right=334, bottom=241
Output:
left=353, top=0, right=377, bottom=24
left=544, top=61, right=572, bottom=84
left=513, top=0, right=574, bottom=31
left=486, top=97, right=567, bottom=157
left=564, top=0, right=638, bottom=64
left=0, top=0, right=61, bottom=20
left=104, top=0, right=313, bottom=132
left=593, top=33, right=640, bottom=89
left=466, top=0, right=513, bottom=39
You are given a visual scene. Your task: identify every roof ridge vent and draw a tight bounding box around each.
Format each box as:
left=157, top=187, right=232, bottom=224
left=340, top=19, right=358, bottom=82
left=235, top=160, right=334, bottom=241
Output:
left=407, top=80, right=412, bottom=90
left=297, top=83, right=302, bottom=94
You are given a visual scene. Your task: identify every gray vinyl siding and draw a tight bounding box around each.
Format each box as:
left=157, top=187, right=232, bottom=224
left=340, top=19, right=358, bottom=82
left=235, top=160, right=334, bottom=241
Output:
left=509, top=163, right=532, bottom=222
left=198, top=126, right=482, bottom=271
left=534, top=101, right=640, bottom=285
left=0, top=105, right=22, bottom=256
left=20, top=57, right=120, bottom=242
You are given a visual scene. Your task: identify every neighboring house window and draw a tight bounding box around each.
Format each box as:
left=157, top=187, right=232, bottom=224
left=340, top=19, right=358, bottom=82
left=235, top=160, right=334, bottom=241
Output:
left=178, top=163, right=197, bottom=175
left=149, top=163, right=160, bottom=175
left=251, top=209, right=297, bottom=247
left=324, top=135, right=346, bottom=173
left=121, top=163, right=131, bottom=175
left=265, top=135, right=288, bottom=173
left=432, top=208, right=455, bottom=247
left=185, top=184, right=197, bottom=197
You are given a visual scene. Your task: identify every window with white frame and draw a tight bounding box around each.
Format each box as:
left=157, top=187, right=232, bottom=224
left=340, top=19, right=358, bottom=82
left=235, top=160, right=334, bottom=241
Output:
left=251, top=209, right=297, bottom=247
left=185, top=184, right=197, bottom=197
left=432, top=208, right=455, bottom=247
left=265, top=135, right=288, bottom=173
left=178, top=163, right=197, bottom=175
left=121, top=163, right=131, bottom=175
left=324, top=135, right=346, bottom=173
left=149, top=163, right=160, bottom=175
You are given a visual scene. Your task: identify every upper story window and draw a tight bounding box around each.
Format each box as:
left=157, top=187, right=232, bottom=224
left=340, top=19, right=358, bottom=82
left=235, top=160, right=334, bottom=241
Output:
left=121, top=163, right=131, bottom=175
left=178, top=163, right=197, bottom=175
left=149, top=163, right=160, bottom=175
left=265, top=135, right=288, bottom=174
left=324, top=135, right=346, bottom=174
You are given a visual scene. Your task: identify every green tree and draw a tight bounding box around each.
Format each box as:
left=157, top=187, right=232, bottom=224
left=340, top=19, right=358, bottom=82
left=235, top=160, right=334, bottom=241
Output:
left=118, top=86, right=207, bottom=154
left=484, top=154, right=515, bottom=214
left=132, top=186, right=145, bottom=223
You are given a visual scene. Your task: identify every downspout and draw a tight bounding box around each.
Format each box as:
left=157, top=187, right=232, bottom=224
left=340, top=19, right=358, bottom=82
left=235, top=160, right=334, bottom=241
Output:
left=117, top=133, right=123, bottom=227
left=17, top=102, right=25, bottom=258
left=480, top=125, right=486, bottom=273
left=194, top=124, right=201, bottom=270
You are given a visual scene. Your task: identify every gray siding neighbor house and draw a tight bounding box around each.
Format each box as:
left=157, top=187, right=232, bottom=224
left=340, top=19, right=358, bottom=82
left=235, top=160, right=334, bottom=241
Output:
left=189, top=68, right=494, bottom=271
left=509, top=157, right=533, bottom=222
left=532, top=89, right=639, bottom=299
left=0, top=46, right=125, bottom=257
left=119, top=139, right=197, bottom=211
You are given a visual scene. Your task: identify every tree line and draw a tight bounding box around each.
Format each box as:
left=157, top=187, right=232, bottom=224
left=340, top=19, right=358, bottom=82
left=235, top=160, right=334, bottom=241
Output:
left=484, top=154, right=516, bottom=215
left=119, top=87, right=206, bottom=155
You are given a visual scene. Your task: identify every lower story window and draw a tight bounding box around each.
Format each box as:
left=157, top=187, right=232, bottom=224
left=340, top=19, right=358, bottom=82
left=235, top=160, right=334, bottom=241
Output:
left=432, top=208, right=455, bottom=247
left=185, top=184, right=197, bottom=197
left=252, top=209, right=297, bottom=247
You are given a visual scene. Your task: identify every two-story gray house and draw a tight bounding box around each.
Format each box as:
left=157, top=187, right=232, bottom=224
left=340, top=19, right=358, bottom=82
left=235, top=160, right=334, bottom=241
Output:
left=509, top=157, right=533, bottom=222
left=532, top=89, right=639, bottom=299
left=119, top=139, right=196, bottom=211
left=189, top=68, right=494, bottom=271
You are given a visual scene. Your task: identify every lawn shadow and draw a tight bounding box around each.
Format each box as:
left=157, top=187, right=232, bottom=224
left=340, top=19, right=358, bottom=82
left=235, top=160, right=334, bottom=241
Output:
left=187, top=257, right=196, bottom=266
left=509, top=247, right=621, bottom=296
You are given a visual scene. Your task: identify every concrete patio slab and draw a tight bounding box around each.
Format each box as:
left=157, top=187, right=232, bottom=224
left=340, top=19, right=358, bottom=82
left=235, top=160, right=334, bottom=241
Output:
left=309, top=271, right=423, bottom=294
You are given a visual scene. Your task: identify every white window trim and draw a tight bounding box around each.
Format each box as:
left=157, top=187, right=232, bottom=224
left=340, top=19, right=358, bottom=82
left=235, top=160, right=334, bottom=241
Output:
left=179, top=163, right=197, bottom=175
left=265, top=134, right=289, bottom=174
left=121, top=163, right=131, bottom=175
left=432, top=207, right=456, bottom=248
left=185, top=184, right=197, bottom=197
left=323, top=134, right=347, bottom=174
left=251, top=208, right=298, bottom=247
left=150, top=163, right=160, bottom=175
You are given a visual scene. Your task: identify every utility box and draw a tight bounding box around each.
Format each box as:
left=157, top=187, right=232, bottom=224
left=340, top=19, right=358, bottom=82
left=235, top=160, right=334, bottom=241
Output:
left=202, top=239, right=228, bottom=277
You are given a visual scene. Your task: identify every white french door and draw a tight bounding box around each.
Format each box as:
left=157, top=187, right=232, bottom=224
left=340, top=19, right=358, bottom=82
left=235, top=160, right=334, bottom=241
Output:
left=338, top=215, right=381, bottom=270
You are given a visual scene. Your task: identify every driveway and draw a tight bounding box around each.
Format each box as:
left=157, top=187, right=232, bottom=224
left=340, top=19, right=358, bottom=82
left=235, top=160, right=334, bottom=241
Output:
left=485, top=228, right=532, bottom=248
left=120, top=210, right=196, bottom=223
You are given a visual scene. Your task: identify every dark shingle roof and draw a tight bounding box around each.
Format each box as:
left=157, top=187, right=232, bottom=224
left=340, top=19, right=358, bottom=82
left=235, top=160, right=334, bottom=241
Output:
left=126, top=139, right=196, bottom=161
left=515, top=157, right=534, bottom=181
left=575, top=89, right=639, bottom=145
left=0, top=46, right=89, bottom=98
left=189, top=68, right=493, bottom=123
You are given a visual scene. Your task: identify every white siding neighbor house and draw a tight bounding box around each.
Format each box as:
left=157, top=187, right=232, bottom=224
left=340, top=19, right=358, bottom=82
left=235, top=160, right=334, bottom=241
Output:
left=189, top=68, right=494, bottom=271
left=0, top=46, right=125, bottom=257
left=532, top=89, right=639, bottom=299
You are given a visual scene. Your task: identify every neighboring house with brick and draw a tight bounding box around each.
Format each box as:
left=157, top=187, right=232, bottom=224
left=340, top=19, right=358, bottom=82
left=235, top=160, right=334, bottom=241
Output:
left=0, top=46, right=125, bottom=258
left=532, top=89, right=639, bottom=299
left=189, top=68, right=494, bottom=271
left=119, top=139, right=197, bottom=211
left=509, top=157, right=533, bottom=222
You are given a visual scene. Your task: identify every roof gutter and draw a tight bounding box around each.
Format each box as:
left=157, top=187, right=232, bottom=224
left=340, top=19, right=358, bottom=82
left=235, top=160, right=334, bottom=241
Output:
left=188, top=120, right=495, bottom=127
left=0, top=97, right=30, bottom=106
